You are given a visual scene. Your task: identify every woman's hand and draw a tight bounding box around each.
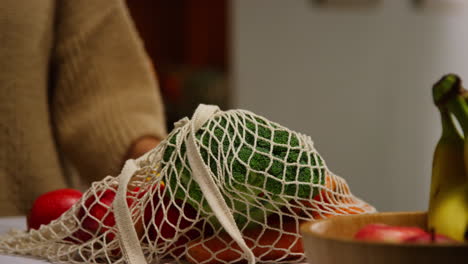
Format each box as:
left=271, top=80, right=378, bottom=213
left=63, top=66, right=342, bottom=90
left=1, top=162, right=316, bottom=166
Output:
left=126, top=136, right=161, bottom=160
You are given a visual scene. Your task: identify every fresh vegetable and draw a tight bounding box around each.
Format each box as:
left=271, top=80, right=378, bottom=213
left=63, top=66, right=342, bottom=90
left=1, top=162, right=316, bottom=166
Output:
left=186, top=219, right=303, bottom=264
left=161, top=112, right=326, bottom=227
left=27, top=189, right=82, bottom=230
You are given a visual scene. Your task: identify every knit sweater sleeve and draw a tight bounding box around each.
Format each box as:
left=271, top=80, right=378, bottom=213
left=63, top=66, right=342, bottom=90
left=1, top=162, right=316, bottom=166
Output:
left=51, top=0, right=167, bottom=184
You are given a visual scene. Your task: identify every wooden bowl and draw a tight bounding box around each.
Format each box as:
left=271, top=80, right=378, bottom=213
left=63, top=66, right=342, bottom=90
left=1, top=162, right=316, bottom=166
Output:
left=300, top=211, right=468, bottom=264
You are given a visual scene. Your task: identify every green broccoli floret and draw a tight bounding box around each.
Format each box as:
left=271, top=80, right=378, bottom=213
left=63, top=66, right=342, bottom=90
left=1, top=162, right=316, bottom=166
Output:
left=161, top=111, right=326, bottom=228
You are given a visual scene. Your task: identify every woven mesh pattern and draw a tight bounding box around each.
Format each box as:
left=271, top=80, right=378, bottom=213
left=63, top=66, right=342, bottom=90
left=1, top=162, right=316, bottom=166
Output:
left=0, top=105, right=375, bottom=264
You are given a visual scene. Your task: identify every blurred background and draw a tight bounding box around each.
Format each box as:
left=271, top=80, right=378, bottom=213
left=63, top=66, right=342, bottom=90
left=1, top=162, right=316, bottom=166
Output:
left=125, top=0, right=468, bottom=212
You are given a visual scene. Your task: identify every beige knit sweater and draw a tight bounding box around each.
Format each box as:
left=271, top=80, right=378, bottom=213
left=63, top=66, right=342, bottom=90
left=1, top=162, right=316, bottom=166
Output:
left=0, top=0, right=167, bottom=216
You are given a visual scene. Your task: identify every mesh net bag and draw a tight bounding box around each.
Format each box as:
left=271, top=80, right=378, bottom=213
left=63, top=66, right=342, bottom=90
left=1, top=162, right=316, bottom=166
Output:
left=0, top=104, right=375, bottom=264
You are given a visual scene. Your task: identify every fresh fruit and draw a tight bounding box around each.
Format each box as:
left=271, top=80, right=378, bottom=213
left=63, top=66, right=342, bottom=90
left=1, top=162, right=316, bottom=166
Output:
left=72, top=187, right=145, bottom=243
left=141, top=182, right=200, bottom=256
left=27, top=189, right=82, bottom=230
left=144, top=196, right=198, bottom=244
left=429, top=74, right=468, bottom=242
left=73, top=189, right=118, bottom=242
left=353, top=224, right=428, bottom=243
left=354, top=223, right=461, bottom=244
left=433, top=74, right=468, bottom=175
left=403, top=232, right=459, bottom=244
left=427, top=107, right=465, bottom=212
left=426, top=183, right=468, bottom=242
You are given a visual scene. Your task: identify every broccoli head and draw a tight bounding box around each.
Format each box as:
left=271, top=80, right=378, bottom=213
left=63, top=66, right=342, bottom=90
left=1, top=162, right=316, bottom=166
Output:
left=161, top=110, right=326, bottom=228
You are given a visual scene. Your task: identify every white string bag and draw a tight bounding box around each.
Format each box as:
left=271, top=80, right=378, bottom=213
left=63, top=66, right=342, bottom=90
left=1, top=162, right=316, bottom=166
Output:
left=0, top=104, right=375, bottom=264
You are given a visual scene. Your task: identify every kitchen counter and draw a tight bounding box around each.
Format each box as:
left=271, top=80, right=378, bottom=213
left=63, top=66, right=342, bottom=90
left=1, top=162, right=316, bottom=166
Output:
left=0, top=217, right=310, bottom=264
left=0, top=217, right=49, bottom=263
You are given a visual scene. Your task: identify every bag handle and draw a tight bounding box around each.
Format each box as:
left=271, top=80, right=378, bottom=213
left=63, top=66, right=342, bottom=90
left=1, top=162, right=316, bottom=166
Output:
left=113, top=104, right=255, bottom=264
left=114, top=159, right=147, bottom=264
left=186, top=104, right=256, bottom=264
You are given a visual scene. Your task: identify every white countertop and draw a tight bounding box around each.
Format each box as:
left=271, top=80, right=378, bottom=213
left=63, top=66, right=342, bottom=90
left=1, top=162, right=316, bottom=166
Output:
left=0, top=217, right=309, bottom=264
left=0, top=217, right=49, bottom=263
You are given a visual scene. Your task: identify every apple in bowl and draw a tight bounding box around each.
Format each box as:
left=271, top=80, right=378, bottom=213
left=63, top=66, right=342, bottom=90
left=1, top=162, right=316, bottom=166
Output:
left=300, top=211, right=468, bottom=264
left=353, top=223, right=457, bottom=244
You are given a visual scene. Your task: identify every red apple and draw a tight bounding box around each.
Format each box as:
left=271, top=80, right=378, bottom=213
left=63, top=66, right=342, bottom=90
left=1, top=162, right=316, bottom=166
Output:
left=27, top=189, right=82, bottom=230
left=140, top=182, right=202, bottom=256
left=72, top=187, right=145, bottom=243
left=354, top=224, right=427, bottom=243
left=74, top=189, right=117, bottom=242
left=143, top=183, right=199, bottom=240
left=145, top=197, right=198, bottom=244
left=403, top=232, right=460, bottom=244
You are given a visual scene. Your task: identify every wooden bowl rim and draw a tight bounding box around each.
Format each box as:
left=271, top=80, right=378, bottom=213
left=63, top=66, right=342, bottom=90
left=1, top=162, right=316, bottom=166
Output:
left=300, top=211, right=468, bottom=248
